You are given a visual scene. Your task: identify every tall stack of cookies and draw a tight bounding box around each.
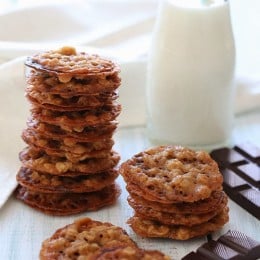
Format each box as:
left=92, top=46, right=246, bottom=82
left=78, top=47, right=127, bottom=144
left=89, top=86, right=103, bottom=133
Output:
left=16, top=46, right=121, bottom=215
left=119, top=145, right=229, bottom=240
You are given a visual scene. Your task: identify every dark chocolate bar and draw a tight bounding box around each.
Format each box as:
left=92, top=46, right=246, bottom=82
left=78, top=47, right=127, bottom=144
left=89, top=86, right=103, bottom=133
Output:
left=210, top=142, right=260, bottom=220
left=182, top=230, right=260, bottom=260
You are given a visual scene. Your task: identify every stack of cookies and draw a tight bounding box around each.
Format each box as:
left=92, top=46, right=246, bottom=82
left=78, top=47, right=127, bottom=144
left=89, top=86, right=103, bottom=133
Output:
left=16, top=46, right=121, bottom=215
left=40, top=217, right=170, bottom=259
left=119, top=145, right=229, bottom=240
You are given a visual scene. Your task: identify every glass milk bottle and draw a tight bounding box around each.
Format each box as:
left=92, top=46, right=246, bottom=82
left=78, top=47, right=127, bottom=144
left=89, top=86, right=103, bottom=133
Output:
left=146, top=0, right=236, bottom=150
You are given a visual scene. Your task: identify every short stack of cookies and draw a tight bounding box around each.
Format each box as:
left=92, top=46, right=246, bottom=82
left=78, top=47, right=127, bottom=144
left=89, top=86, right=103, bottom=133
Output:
left=16, top=46, right=121, bottom=215
left=119, top=145, right=229, bottom=240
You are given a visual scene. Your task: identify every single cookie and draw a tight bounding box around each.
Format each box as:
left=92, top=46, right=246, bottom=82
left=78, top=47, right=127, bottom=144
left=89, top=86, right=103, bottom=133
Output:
left=16, top=167, right=119, bottom=193
left=27, top=118, right=117, bottom=141
left=128, top=194, right=227, bottom=226
left=25, top=46, right=120, bottom=77
left=22, top=129, right=114, bottom=162
left=26, top=86, right=118, bottom=111
left=33, top=147, right=113, bottom=163
left=127, top=207, right=229, bottom=240
left=39, top=217, right=137, bottom=259
left=16, top=184, right=121, bottom=216
left=127, top=184, right=226, bottom=214
left=30, top=104, right=121, bottom=128
left=126, top=182, right=182, bottom=204
left=93, top=245, right=170, bottom=260
left=120, top=145, right=223, bottom=203
left=19, top=147, right=120, bottom=176
left=22, top=128, right=114, bottom=152
left=27, top=71, right=121, bottom=95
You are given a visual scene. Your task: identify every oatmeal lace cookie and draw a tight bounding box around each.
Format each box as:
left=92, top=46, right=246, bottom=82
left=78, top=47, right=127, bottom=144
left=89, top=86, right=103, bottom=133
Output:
left=19, top=147, right=120, bottom=176
left=30, top=104, right=121, bottom=128
left=27, top=71, right=121, bottom=95
left=17, top=167, right=119, bottom=193
left=39, top=218, right=170, bottom=260
left=25, top=46, right=120, bottom=77
left=93, top=245, right=171, bottom=260
left=120, top=145, right=223, bottom=203
left=26, top=85, right=118, bottom=111
left=27, top=118, right=117, bottom=141
left=127, top=207, right=229, bottom=241
left=16, top=184, right=121, bottom=216
left=127, top=190, right=227, bottom=214
left=22, top=129, right=114, bottom=163
left=128, top=194, right=227, bottom=226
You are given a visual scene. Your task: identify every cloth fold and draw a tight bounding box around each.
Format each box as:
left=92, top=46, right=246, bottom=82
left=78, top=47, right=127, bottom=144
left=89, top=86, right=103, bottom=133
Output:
left=0, top=0, right=156, bottom=63
left=0, top=0, right=259, bottom=209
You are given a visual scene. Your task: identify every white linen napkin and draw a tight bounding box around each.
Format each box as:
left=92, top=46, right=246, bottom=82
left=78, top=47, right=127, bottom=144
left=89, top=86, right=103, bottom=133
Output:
left=0, top=57, right=28, bottom=209
left=0, top=0, right=259, bottom=209
left=0, top=0, right=157, bottom=63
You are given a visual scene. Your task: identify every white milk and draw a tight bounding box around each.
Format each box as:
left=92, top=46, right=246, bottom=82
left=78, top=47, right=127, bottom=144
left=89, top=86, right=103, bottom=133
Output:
left=146, top=0, right=236, bottom=150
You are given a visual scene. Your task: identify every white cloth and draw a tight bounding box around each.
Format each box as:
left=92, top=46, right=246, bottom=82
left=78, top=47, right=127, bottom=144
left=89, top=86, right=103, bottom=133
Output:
left=0, top=0, right=157, bottom=63
left=0, top=0, right=259, bottom=208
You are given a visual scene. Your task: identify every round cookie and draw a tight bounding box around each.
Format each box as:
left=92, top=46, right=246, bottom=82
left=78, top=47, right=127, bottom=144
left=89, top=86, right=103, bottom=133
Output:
left=128, top=195, right=227, bottom=226
left=19, top=147, right=120, bottom=176
left=39, top=217, right=137, bottom=259
left=26, top=86, right=118, bottom=111
left=17, top=167, right=119, bottom=193
left=22, top=128, right=114, bottom=152
left=27, top=118, right=117, bottom=142
left=127, top=207, right=229, bottom=240
left=16, top=184, right=121, bottom=216
left=27, top=71, right=121, bottom=96
left=127, top=184, right=226, bottom=214
left=25, top=46, right=120, bottom=77
left=30, top=104, right=121, bottom=128
left=22, top=129, right=114, bottom=163
left=120, top=145, right=223, bottom=203
left=93, top=245, right=170, bottom=260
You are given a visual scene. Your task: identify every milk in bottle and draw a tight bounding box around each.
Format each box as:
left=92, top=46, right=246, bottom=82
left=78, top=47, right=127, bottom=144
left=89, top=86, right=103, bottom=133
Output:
left=146, top=0, right=236, bottom=149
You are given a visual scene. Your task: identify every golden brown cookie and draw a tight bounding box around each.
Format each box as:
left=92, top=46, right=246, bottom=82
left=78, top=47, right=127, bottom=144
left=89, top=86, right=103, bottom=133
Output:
left=39, top=217, right=137, bottom=259
left=93, top=245, right=170, bottom=260
left=16, top=167, right=119, bottom=193
left=19, top=147, right=120, bottom=176
left=30, top=104, right=121, bottom=128
left=35, top=147, right=113, bottom=163
left=27, top=118, right=117, bottom=141
left=128, top=195, right=227, bottom=226
left=26, top=86, right=118, bottom=111
left=16, top=184, right=121, bottom=216
left=126, top=182, right=181, bottom=204
left=27, top=71, right=121, bottom=96
left=22, top=128, right=114, bottom=151
left=127, top=185, right=226, bottom=214
left=120, top=145, right=223, bottom=203
left=25, top=46, right=120, bottom=77
left=22, top=129, right=114, bottom=162
left=127, top=207, right=229, bottom=240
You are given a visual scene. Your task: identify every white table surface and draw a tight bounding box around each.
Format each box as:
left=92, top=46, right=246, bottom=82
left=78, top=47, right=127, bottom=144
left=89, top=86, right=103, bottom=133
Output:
left=0, top=110, right=259, bottom=260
